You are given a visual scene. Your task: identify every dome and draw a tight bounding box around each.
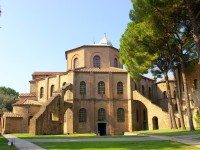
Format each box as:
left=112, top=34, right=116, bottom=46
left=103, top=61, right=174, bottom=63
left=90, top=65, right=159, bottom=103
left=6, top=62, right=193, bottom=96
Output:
left=98, top=35, right=113, bottom=46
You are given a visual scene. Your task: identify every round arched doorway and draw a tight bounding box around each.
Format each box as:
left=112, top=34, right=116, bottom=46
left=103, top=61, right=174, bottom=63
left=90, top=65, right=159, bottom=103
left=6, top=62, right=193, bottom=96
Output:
left=132, top=100, right=148, bottom=130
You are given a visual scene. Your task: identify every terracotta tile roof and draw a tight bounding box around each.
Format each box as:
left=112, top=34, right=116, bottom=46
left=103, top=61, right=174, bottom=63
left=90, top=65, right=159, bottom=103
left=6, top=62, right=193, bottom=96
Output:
left=32, top=72, right=65, bottom=76
left=13, top=99, right=42, bottom=106
left=74, top=67, right=127, bottom=73
left=19, top=93, right=36, bottom=97
left=3, top=112, right=22, bottom=118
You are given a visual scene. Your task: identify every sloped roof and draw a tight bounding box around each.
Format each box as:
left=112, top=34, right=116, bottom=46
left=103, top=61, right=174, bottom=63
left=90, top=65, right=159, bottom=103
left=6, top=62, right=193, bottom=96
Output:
left=3, top=112, right=22, bottom=118
left=74, top=67, right=127, bottom=73
left=32, top=72, right=65, bottom=76
left=13, top=99, right=42, bottom=106
left=19, top=93, right=36, bottom=97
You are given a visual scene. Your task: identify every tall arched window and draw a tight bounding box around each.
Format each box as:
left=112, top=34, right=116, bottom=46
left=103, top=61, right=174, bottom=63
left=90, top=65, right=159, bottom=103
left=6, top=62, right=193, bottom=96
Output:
left=79, top=108, right=87, bottom=122
left=50, top=85, right=55, bottom=97
left=40, top=87, right=44, bottom=98
left=194, top=79, right=198, bottom=89
left=117, top=82, right=123, bottom=94
left=80, top=81, right=86, bottom=95
left=98, top=81, right=105, bottom=94
left=142, top=85, right=145, bottom=95
left=98, top=108, right=106, bottom=121
left=148, top=87, right=151, bottom=99
left=114, top=58, right=118, bottom=67
left=117, top=108, right=125, bottom=122
left=163, top=91, right=167, bottom=98
left=74, top=58, right=79, bottom=69
left=93, top=55, right=100, bottom=67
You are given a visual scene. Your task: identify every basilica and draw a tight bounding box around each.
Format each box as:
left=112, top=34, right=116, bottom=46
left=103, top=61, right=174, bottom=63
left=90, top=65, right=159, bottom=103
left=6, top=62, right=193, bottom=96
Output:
left=1, top=36, right=200, bottom=135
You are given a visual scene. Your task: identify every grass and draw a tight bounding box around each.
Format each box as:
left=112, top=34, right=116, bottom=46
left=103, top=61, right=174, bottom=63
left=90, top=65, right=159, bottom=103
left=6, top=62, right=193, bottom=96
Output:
left=13, top=128, right=200, bottom=139
left=13, top=133, right=142, bottom=139
left=0, top=135, right=18, bottom=150
left=34, top=141, right=200, bottom=150
left=132, top=128, right=200, bottom=136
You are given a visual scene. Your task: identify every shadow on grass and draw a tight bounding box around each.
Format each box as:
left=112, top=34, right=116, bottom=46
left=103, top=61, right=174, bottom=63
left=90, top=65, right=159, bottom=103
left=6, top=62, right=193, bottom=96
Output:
left=133, top=128, right=200, bottom=136
left=34, top=141, right=199, bottom=150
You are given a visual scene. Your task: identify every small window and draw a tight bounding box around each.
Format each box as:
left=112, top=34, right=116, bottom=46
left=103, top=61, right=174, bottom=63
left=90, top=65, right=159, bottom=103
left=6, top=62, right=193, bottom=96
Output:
left=79, top=108, right=87, bottom=122
left=50, top=85, right=55, bottom=97
left=194, top=79, right=198, bottom=90
left=80, top=81, right=86, bottom=95
left=98, top=108, right=106, bottom=121
left=114, top=58, right=118, bottom=67
left=135, top=83, right=137, bottom=90
left=40, top=87, right=44, bottom=98
left=117, top=82, right=123, bottom=94
left=74, top=58, right=79, bottom=69
left=93, top=55, right=100, bottom=67
left=98, top=81, right=105, bottom=94
left=142, top=85, right=145, bottom=95
left=117, top=108, right=125, bottom=122
left=163, top=91, right=167, bottom=98
left=148, top=87, right=151, bottom=99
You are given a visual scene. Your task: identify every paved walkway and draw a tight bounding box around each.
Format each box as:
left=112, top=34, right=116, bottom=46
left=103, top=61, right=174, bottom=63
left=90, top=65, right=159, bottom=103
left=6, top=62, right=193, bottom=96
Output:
left=3, top=134, right=45, bottom=150
left=3, top=134, right=200, bottom=149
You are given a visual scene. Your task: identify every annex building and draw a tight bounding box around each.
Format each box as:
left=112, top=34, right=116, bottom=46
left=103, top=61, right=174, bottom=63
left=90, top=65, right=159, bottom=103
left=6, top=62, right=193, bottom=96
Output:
left=1, top=36, right=200, bottom=135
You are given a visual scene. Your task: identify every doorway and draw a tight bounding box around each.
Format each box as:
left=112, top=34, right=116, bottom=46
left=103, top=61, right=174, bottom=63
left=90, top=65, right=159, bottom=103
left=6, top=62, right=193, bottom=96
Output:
left=98, top=123, right=107, bottom=136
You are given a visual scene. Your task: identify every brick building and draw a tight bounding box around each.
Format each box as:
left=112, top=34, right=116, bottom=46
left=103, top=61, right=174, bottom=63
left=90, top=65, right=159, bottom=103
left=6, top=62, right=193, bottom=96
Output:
left=1, top=36, right=199, bottom=135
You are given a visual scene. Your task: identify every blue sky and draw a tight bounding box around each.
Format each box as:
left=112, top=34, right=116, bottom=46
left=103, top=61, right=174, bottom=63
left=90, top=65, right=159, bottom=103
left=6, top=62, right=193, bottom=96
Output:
left=0, top=0, right=133, bottom=93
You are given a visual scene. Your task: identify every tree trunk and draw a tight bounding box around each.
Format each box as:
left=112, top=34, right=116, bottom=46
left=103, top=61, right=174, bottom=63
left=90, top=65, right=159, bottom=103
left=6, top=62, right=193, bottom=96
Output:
left=172, top=65, right=186, bottom=130
left=164, top=73, right=178, bottom=129
left=181, top=62, right=195, bottom=131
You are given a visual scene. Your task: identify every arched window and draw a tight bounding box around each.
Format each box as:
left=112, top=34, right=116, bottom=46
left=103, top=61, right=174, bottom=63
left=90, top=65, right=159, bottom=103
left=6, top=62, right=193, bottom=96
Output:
left=79, top=108, right=87, bottom=122
left=117, top=82, right=123, bottom=94
left=163, top=91, right=167, bottom=98
left=148, top=87, right=151, bottom=99
left=98, top=108, right=106, bottom=121
left=74, top=58, right=79, bottom=69
left=194, top=79, right=198, bottom=89
left=114, top=58, right=118, bottom=67
left=142, top=85, right=145, bottom=95
left=117, top=108, right=125, bottom=122
left=93, top=55, right=100, bottom=67
left=63, top=82, right=66, bottom=86
left=40, top=87, right=44, bottom=98
left=50, top=85, right=55, bottom=97
left=28, top=116, right=33, bottom=126
left=80, top=81, right=86, bottom=95
left=98, top=81, right=105, bottom=94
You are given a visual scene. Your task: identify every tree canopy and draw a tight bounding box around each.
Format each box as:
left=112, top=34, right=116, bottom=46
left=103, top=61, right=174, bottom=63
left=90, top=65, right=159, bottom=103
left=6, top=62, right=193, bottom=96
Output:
left=0, top=86, right=19, bottom=113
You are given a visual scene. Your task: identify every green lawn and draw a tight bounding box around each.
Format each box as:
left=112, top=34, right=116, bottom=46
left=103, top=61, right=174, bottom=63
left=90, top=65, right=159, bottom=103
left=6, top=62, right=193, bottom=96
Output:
left=34, top=141, right=200, bottom=150
left=132, top=128, right=200, bottom=136
left=13, top=128, right=200, bottom=139
left=13, top=133, right=141, bottom=139
left=0, top=135, right=18, bottom=150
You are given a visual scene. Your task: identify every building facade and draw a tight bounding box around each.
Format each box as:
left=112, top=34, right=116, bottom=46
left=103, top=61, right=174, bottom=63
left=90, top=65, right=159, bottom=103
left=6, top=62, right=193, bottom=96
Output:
left=1, top=37, right=199, bottom=135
